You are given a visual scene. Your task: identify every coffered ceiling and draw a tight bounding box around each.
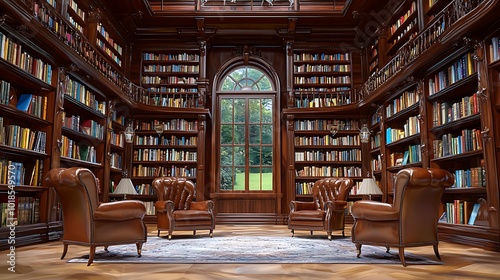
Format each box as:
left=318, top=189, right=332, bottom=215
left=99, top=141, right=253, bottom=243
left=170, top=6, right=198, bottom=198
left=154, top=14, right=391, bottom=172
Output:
left=99, top=0, right=389, bottom=47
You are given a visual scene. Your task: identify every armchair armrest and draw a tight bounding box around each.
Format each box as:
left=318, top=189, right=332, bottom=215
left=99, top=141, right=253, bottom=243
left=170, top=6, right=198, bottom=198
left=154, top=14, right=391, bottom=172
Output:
left=190, top=200, right=214, bottom=211
left=290, top=201, right=316, bottom=212
left=94, top=200, right=146, bottom=221
left=155, top=200, right=168, bottom=212
left=351, top=200, right=399, bottom=221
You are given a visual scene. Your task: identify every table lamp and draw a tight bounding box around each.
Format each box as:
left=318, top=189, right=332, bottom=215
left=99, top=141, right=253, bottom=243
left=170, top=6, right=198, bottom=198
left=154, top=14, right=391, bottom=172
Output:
left=358, top=178, right=382, bottom=200
left=113, top=177, right=138, bottom=195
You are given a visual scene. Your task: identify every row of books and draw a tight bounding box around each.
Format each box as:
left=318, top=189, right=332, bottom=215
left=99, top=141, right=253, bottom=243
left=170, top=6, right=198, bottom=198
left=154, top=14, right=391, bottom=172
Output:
left=294, top=135, right=360, bottom=146
left=385, top=116, right=420, bottom=144
left=133, top=149, right=197, bottom=162
left=134, top=119, right=199, bottom=131
left=294, top=75, right=351, bottom=84
left=132, top=165, right=197, bottom=177
left=294, top=94, right=354, bottom=108
left=66, top=78, right=107, bottom=115
left=452, top=167, right=486, bottom=188
left=143, top=64, right=199, bottom=73
left=293, top=53, right=350, bottom=62
left=296, top=166, right=362, bottom=177
left=0, top=161, right=24, bottom=185
left=60, top=136, right=98, bottom=163
left=134, top=135, right=198, bottom=146
left=62, top=113, right=105, bottom=140
left=389, top=145, right=421, bottom=167
left=294, top=64, right=351, bottom=73
left=441, top=201, right=483, bottom=225
left=432, top=128, right=482, bottom=158
left=428, top=52, right=476, bottom=96
left=294, top=149, right=362, bottom=162
left=294, top=119, right=360, bottom=131
left=385, top=89, right=419, bottom=118
left=1, top=123, right=47, bottom=153
left=0, top=197, right=40, bottom=227
left=432, top=92, right=480, bottom=127
left=0, top=31, right=53, bottom=84
left=142, top=52, right=200, bottom=62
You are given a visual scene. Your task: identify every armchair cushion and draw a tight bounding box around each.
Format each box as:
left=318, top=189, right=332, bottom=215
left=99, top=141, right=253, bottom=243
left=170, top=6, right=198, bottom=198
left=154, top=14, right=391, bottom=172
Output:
left=94, top=201, right=147, bottom=221
left=351, top=201, right=399, bottom=221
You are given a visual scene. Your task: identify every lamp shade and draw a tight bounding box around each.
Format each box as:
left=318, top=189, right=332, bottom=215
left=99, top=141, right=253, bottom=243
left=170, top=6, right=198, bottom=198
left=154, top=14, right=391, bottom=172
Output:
left=124, top=123, right=135, bottom=143
left=360, top=123, right=370, bottom=143
left=358, top=178, right=382, bottom=195
left=113, top=178, right=138, bottom=195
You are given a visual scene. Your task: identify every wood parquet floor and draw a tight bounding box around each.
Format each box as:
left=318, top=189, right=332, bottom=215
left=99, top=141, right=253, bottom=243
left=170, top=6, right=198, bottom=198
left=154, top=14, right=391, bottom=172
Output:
left=1, top=224, right=499, bottom=280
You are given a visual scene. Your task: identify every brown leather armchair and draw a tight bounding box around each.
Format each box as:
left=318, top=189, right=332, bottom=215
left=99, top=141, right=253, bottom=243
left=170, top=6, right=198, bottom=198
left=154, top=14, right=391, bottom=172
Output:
left=152, top=177, right=215, bottom=239
left=44, top=167, right=147, bottom=266
left=351, top=167, right=454, bottom=266
left=288, top=177, right=354, bottom=239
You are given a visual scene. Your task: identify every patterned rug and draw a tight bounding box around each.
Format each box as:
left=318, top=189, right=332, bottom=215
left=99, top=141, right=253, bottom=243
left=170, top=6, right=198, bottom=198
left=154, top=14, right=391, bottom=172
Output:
left=67, top=235, right=442, bottom=264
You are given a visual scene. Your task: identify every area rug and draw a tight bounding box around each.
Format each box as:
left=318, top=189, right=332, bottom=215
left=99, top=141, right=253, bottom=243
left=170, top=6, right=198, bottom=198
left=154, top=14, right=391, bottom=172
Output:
left=68, top=235, right=442, bottom=265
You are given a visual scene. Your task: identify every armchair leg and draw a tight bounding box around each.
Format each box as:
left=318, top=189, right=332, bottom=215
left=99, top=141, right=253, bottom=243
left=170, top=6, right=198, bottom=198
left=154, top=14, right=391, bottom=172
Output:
left=209, top=230, right=213, bottom=238
left=157, top=230, right=160, bottom=237
left=342, top=229, right=345, bottom=237
left=291, top=229, right=294, bottom=237
left=168, top=233, right=172, bottom=240
left=327, top=232, right=332, bottom=240
left=104, top=246, right=109, bottom=252
left=136, top=243, right=143, bottom=257
left=398, top=247, right=407, bottom=267
left=193, top=230, right=196, bottom=236
left=386, top=246, right=390, bottom=253
left=87, top=246, right=96, bottom=266
left=61, top=243, right=68, bottom=260
left=310, top=230, right=313, bottom=235
left=355, top=243, right=362, bottom=258
left=433, top=244, right=441, bottom=260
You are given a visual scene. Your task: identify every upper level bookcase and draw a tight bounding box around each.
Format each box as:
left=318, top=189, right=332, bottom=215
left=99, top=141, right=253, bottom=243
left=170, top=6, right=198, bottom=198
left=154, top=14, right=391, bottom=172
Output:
left=140, top=50, right=201, bottom=108
left=95, top=21, right=124, bottom=68
left=291, top=50, right=353, bottom=108
left=385, top=1, right=419, bottom=56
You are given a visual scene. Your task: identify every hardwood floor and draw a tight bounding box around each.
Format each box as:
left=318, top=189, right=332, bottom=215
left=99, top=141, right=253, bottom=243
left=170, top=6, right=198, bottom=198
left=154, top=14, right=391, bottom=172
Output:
left=2, top=224, right=499, bottom=279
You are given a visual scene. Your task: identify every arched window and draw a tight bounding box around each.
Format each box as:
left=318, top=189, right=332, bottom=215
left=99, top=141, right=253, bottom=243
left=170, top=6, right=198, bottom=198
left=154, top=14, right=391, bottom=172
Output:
left=217, top=66, right=275, bottom=192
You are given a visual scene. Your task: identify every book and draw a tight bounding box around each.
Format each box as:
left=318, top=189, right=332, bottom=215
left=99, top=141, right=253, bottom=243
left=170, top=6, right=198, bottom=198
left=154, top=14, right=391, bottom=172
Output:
left=16, top=93, right=33, bottom=112
left=468, top=203, right=480, bottom=225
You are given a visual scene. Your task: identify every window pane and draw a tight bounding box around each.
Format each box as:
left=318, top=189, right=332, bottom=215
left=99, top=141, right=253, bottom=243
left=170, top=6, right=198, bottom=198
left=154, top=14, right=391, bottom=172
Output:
left=234, top=124, right=245, bottom=144
left=262, top=124, right=272, bottom=144
left=220, top=125, right=233, bottom=144
left=221, top=78, right=236, bottom=91
left=234, top=146, right=246, bottom=166
left=261, top=167, right=273, bottom=191
left=249, top=125, right=261, bottom=144
left=220, top=167, right=234, bottom=191
left=220, top=146, right=233, bottom=165
left=249, top=99, right=260, bottom=123
left=249, top=146, right=261, bottom=165
left=249, top=167, right=261, bottom=191
left=234, top=98, right=245, bottom=123
left=262, top=146, right=273, bottom=166
left=221, top=99, right=233, bottom=123
left=257, top=77, right=273, bottom=91
left=234, top=167, right=245, bottom=191
left=261, top=99, right=273, bottom=123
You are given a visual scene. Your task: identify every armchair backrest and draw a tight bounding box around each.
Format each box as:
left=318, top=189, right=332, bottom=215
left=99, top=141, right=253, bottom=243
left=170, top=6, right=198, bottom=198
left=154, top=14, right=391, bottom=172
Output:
left=312, top=178, right=354, bottom=210
left=392, top=167, right=454, bottom=243
left=152, top=177, right=195, bottom=211
left=44, top=167, right=99, bottom=243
